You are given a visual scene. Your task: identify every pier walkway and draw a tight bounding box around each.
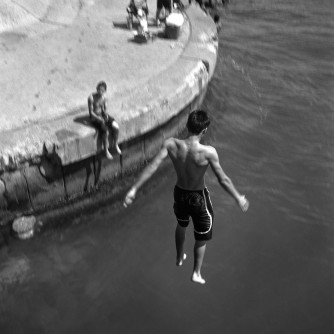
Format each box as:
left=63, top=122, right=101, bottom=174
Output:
left=0, top=0, right=218, bottom=223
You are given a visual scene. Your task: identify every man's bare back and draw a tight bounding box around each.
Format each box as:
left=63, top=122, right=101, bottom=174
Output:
left=166, top=137, right=214, bottom=190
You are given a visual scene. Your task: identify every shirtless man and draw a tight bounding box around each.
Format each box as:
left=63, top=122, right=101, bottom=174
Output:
left=88, top=81, right=122, bottom=160
left=124, top=109, right=249, bottom=284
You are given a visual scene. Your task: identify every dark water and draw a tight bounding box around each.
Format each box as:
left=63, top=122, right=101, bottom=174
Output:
left=1, top=0, right=334, bottom=333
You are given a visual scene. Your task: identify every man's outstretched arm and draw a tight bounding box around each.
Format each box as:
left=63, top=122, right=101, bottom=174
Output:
left=123, top=141, right=169, bottom=207
left=208, top=147, right=249, bottom=212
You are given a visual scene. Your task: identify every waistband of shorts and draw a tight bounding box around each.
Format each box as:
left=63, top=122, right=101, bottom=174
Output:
left=174, top=185, right=207, bottom=192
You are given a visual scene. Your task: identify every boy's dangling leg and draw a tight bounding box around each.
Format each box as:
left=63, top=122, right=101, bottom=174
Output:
left=111, top=121, right=122, bottom=155
left=103, top=130, right=113, bottom=160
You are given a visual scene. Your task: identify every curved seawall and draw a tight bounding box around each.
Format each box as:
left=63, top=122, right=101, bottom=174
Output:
left=0, top=2, right=218, bottom=227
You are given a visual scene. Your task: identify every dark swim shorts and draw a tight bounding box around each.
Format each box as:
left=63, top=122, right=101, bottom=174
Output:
left=173, top=185, right=214, bottom=241
left=90, top=115, right=115, bottom=133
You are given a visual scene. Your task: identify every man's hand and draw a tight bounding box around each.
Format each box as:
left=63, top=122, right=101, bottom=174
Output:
left=237, top=195, right=249, bottom=212
left=123, top=187, right=137, bottom=207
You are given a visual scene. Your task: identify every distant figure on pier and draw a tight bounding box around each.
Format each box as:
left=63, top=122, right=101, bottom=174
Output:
left=156, top=0, right=172, bottom=26
left=124, top=109, right=249, bottom=284
left=214, top=13, right=222, bottom=32
left=126, top=0, right=149, bottom=31
left=88, top=81, right=122, bottom=160
left=190, top=0, right=226, bottom=31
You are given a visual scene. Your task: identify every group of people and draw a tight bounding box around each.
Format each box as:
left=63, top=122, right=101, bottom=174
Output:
left=126, top=0, right=225, bottom=37
left=127, top=0, right=182, bottom=28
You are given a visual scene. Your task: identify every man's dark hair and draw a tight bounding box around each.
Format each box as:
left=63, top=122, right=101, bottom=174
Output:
left=96, top=81, right=107, bottom=91
left=186, top=109, right=210, bottom=135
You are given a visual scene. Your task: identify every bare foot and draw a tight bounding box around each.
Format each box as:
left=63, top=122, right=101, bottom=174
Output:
left=191, top=272, right=206, bottom=285
left=176, top=253, right=187, bottom=266
left=115, top=144, right=122, bottom=155
left=105, top=150, right=113, bottom=160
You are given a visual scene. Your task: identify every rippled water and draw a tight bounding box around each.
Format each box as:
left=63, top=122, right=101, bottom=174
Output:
left=1, top=1, right=333, bottom=333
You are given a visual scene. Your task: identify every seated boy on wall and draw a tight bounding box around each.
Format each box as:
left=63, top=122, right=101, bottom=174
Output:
left=88, top=81, right=122, bottom=160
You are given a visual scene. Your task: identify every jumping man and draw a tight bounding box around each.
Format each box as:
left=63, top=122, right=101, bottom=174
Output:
left=124, top=109, right=249, bottom=284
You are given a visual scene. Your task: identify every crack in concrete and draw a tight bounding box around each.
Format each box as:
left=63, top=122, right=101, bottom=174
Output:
left=10, top=0, right=82, bottom=28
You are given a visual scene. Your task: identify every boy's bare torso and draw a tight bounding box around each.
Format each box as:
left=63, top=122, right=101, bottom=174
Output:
left=89, top=93, right=106, bottom=118
left=166, top=137, right=213, bottom=190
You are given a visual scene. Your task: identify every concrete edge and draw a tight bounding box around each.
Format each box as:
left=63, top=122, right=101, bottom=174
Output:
left=0, top=4, right=218, bottom=225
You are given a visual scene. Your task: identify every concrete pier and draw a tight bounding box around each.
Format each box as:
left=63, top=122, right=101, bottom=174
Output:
left=0, top=0, right=218, bottom=226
